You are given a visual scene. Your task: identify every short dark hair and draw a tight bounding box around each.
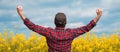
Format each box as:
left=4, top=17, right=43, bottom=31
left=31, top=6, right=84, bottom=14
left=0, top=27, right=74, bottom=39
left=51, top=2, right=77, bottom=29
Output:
left=54, top=13, right=66, bottom=27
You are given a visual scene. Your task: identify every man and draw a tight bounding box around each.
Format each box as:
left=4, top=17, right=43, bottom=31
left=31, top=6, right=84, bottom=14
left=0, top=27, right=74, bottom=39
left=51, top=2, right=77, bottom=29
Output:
left=17, top=5, right=102, bottom=52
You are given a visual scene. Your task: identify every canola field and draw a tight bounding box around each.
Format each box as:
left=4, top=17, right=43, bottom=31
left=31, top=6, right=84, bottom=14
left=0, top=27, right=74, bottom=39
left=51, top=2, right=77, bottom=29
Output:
left=0, top=30, right=120, bottom=52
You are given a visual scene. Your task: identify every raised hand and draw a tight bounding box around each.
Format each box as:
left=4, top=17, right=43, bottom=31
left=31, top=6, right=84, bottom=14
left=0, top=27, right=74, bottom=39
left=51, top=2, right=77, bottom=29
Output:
left=96, top=9, right=102, bottom=16
left=17, top=5, right=23, bottom=15
left=93, top=9, right=102, bottom=23
left=17, top=5, right=26, bottom=20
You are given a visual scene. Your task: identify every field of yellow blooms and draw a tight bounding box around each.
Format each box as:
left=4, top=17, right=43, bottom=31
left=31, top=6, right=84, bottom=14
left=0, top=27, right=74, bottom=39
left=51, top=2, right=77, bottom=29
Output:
left=0, top=30, right=120, bottom=52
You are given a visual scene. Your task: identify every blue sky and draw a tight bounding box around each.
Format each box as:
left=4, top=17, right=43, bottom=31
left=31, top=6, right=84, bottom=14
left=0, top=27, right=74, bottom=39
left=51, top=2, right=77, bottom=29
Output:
left=0, top=0, right=120, bottom=37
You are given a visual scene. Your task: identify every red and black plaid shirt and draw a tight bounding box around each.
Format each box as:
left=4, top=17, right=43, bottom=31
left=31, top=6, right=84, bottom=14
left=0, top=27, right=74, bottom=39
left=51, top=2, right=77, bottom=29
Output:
left=24, top=18, right=96, bottom=52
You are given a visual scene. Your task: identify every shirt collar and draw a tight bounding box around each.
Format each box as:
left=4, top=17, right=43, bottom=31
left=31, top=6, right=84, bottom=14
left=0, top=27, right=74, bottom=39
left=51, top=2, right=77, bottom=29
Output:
left=55, top=27, right=65, bottom=30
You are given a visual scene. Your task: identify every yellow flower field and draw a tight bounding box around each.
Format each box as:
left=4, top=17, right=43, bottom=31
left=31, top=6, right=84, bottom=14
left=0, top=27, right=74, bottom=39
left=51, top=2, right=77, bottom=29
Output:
left=0, top=30, right=120, bottom=52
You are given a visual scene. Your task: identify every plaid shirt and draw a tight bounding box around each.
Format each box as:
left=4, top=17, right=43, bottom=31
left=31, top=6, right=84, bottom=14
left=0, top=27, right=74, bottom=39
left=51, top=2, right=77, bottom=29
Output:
left=24, top=18, right=96, bottom=52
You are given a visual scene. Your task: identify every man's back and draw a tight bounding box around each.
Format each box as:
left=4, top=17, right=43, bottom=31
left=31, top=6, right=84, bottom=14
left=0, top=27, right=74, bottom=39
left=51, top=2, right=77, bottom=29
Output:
left=23, top=18, right=96, bottom=52
left=46, top=27, right=73, bottom=52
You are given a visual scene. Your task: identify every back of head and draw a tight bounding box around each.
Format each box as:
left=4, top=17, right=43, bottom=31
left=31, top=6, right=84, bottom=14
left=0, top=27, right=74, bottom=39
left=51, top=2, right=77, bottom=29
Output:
left=54, top=13, right=67, bottom=27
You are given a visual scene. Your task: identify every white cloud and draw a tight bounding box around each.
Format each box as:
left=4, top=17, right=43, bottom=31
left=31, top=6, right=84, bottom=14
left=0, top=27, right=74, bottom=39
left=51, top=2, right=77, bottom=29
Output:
left=0, top=23, right=9, bottom=28
left=0, top=9, right=17, bottom=18
left=101, top=0, right=113, bottom=8
left=0, top=10, right=6, bottom=15
left=101, top=0, right=120, bottom=9
left=0, top=0, right=18, bottom=7
left=55, top=7, right=97, bottom=18
left=67, top=22, right=85, bottom=28
left=24, top=6, right=98, bottom=20
left=71, top=0, right=82, bottom=7
left=92, top=27, right=113, bottom=33
left=91, top=21, right=120, bottom=33
left=7, top=21, right=25, bottom=28
left=36, top=0, right=61, bottom=3
left=112, top=22, right=120, bottom=28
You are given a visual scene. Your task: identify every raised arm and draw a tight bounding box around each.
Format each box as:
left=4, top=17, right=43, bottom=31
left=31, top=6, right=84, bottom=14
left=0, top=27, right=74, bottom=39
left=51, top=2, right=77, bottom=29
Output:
left=17, top=5, right=26, bottom=20
left=16, top=5, right=51, bottom=36
left=71, top=9, right=102, bottom=38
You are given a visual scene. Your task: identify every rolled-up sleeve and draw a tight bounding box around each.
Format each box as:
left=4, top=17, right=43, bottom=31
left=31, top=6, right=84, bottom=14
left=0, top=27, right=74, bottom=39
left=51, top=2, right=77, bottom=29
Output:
left=72, top=20, right=96, bottom=38
left=23, top=18, right=50, bottom=36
